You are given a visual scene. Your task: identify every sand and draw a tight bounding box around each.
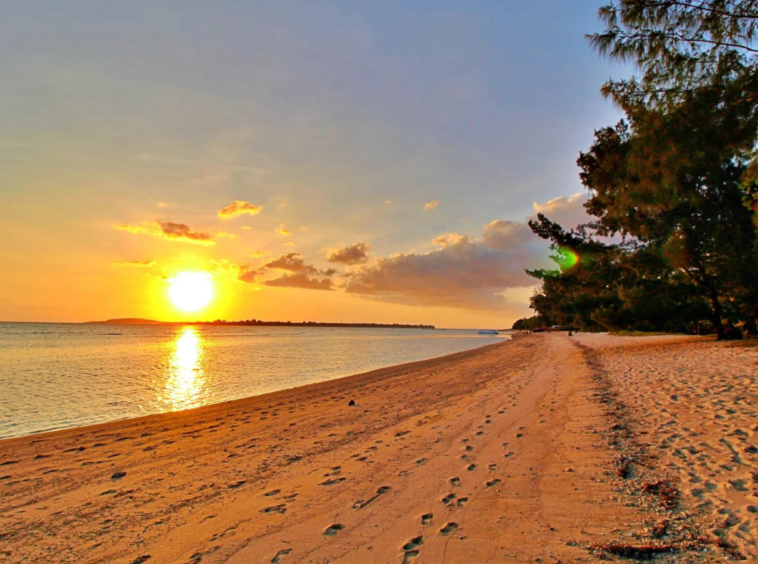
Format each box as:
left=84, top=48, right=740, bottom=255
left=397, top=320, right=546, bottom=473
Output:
left=1, top=333, right=756, bottom=563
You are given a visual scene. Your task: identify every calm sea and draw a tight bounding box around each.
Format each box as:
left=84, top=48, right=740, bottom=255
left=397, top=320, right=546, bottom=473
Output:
left=0, top=323, right=507, bottom=439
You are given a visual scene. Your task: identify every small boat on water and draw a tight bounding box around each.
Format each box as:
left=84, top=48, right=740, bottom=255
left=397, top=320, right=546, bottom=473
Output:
left=477, top=330, right=499, bottom=335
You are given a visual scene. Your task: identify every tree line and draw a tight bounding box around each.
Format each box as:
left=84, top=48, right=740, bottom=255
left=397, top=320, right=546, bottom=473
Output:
left=515, top=1, right=758, bottom=339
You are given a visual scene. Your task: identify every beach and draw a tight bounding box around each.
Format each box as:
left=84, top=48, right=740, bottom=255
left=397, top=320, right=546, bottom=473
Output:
left=1, top=333, right=756, bottom=563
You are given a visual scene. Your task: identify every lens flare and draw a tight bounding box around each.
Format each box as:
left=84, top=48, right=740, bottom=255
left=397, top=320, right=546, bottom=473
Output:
left=556, top=247, right=579, bottom=270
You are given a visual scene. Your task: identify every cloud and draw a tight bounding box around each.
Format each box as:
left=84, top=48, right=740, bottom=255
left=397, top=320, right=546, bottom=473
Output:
left=238, top=252, right=335, bottom=290
left=218, top=200, right=263, bottom=219
left=532, top=193, right=591, bottom=229
left=265, top=272, right=333, bottom=291
left=250, top=250, right=267, bottom=258
left=385, top=200, right=393, bottom=205
left=431, top=232, right=469, bottom=249
left=238, top=265, right=262, bottom=284
left=114, top=221, right=215, bottom=245
left=342, top=193, right=592, bottom=310
left=157, top=201, right=170, bottom=208
left=423, top=200, right=440, bottom=211
left=112, top=260, right=156, bottom=267
left=264, top=253, right=319, bottom=273
left=277, top=224, right=292, bottom=236
left=158, top=222, right=215, bottom=244
left=481, top=220, right=532, bottom=250
left=326, top=242, right=371, bottom=264
left=279, top=198, right=288, bottom=209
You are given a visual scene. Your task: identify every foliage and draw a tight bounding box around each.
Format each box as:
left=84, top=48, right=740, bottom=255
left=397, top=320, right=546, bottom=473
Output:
left=523, top=1, right=758, bottom=339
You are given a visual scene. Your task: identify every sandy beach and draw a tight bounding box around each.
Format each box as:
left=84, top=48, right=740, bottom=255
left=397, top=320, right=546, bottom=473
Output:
left=1, top=333, right=757, bottom=563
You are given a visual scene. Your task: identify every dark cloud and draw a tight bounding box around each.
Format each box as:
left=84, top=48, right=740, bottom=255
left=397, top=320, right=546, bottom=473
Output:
left=264, top=253, right=318, bottom=273
left=159, top=222, right=214, bottom=244
left=326, top=242, right=371, bottom=264
left=114, top=221, right=214, bottom=245
left=265, top=272, right=333, bottom=291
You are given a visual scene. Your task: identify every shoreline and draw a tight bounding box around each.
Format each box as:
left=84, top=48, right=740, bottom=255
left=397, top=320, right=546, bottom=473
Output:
left=0, top=337, right=510, bottom=444
left=2, top=333, right=755, bottom=562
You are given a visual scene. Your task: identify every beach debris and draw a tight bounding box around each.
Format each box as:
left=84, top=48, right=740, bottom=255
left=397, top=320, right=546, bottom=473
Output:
left=348, top=399, right=355, bottom=406
left=353, top=485, right=391, bottom=510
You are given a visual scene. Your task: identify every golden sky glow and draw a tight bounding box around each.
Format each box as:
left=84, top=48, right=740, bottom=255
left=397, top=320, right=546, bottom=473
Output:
left=0, top=2, right=624, bottom=328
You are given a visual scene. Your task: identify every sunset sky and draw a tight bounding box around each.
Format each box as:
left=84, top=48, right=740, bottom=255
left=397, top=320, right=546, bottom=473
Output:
left=0, top=1, right=625, bottom=328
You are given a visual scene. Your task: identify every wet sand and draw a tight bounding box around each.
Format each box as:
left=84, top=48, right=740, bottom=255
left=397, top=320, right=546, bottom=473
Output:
left=1, top=333, right=756, bottom=562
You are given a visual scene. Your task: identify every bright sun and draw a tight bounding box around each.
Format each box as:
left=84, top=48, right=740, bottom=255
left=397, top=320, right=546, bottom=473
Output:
left=168, top=272, right=214, bottom=312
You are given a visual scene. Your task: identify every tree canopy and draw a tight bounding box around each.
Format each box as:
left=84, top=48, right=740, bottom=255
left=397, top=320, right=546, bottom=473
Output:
left=517, top=0, right=758, bottom=339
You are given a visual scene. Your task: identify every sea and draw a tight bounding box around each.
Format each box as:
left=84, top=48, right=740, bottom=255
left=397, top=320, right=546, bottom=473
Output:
left=0, top=323, right=507, bottom=439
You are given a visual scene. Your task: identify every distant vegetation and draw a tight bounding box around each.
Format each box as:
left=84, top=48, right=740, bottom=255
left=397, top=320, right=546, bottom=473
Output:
left=517, top=1, right=758, bottom=340
left=88, top=318, right=435, bottom=330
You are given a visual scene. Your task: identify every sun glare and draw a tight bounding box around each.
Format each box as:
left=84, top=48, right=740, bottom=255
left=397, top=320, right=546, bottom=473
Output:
left=168, top=272, right=214, bottom=312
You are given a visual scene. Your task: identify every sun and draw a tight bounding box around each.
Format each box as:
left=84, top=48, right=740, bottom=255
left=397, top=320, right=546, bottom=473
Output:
left=168, top=272, right=214, bottom=312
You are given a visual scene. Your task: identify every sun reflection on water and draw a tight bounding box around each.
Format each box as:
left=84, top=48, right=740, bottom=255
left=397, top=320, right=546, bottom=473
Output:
left=163, top=326, right=207, bottom=411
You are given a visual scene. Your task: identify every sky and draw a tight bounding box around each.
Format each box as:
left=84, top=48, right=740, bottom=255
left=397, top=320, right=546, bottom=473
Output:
left=0, top=0, right=628, bottom=328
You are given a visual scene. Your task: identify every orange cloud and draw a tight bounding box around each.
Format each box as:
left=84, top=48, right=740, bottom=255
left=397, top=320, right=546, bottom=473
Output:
left=277, top=224, right=292, bottom=236
left=326, top=242, right=371, bottom=264
left=250, top=250, right=267, bottom=258
left=423, top=200, right=440, bottom=211
left=114, top=221, right=215, bottom=245
left=218, top=200, right=263, bottom=219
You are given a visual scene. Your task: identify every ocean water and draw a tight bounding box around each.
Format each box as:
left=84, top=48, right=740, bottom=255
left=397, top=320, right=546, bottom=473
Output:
left=0, top=323, right=507, bottom=439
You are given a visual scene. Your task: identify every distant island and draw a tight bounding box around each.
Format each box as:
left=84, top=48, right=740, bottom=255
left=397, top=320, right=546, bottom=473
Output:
left=86, top=318, right=435, bottom=330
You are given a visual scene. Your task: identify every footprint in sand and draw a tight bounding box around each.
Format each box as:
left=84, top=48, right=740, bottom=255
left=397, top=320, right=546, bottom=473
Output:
left=421, top=512, right=434, bottom=525
left=467, top=464, right=476, bottom=472
left=261, top=504, right=287, bottom=514
left=271, top=548, right=292, bottom=563
left=402, top=549, right=420, bottom=564
left=440, top=522, right=459, bottom=535
left=488, top=464, right=498, bottom=471
left=416, top=458, right=428, bottom=465
left=318, top=477, right=346, bottom=486
left=402, top=536, right=423, bottom=551
left=456, top=497, right=468, bottom=507
left=264, top=489, right=280, bottom=497
left=441, top=493, right=456, bottom=505
left=449, top=477, right=461, bottom=487
left=486, top=479, right=502, bottom=487
left=323, top=523, right=344, bottom=536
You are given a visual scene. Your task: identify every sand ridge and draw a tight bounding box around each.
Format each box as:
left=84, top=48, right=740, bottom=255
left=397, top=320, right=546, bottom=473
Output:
left=1, top=333, right=754, bottom=562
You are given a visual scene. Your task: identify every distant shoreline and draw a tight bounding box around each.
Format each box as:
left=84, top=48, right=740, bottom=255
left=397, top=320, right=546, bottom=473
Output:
left=83, top=317, right=436, bottom=329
